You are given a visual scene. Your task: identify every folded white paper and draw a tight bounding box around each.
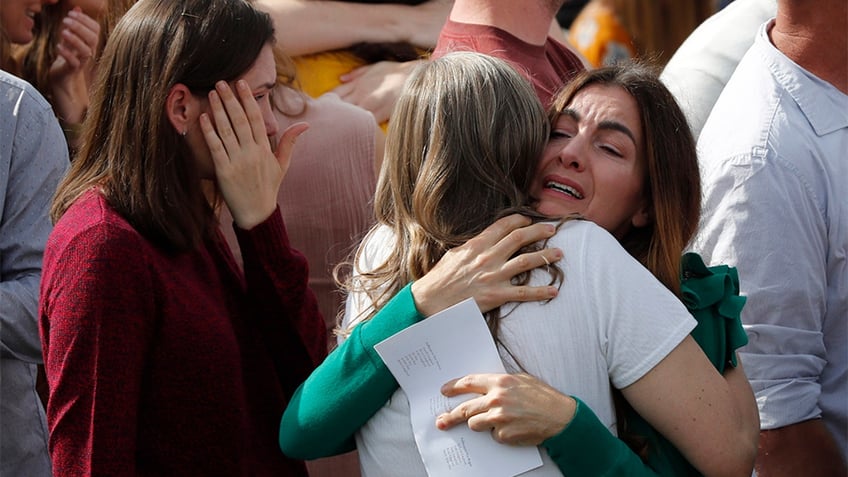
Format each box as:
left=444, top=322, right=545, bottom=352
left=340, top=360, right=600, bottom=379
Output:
left=374, top=298, right=543, bottom=477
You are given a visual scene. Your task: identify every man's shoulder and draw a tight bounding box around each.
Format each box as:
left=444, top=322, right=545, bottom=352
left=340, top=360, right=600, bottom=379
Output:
left=0, top=70, right=53, bottom=113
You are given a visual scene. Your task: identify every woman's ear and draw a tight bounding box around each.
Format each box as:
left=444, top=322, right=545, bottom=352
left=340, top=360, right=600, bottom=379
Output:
left=165, top=84, right=200, bottom=135
left=631, top=202, right=651, bottom=229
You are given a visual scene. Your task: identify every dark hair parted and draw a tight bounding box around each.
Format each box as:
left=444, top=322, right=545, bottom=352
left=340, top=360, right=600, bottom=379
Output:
left=344, top=52, right=558, bottom=331
left=50, top=0, right=275, bottom=252
left=549, top=60, right=701, bottom=296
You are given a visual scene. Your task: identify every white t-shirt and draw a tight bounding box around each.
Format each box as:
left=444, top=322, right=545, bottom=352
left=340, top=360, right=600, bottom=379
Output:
left=343, top=220, right=696, bottom=476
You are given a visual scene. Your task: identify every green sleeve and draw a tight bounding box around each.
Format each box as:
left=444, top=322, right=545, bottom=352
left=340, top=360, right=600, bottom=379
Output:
left=279, top=283, right=424, bottom=459
left=680, top=252, right=748, bottom=373
left=543, top=397, right=659, bottom=477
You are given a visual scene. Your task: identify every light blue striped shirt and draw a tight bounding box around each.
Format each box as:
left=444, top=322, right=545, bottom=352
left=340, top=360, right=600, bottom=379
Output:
left=0, top=69, right=68, bottom=476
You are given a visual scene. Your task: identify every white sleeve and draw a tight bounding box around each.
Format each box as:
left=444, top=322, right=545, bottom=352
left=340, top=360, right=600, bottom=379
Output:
left=340, top=225, right=394, bottom=343
left=566, top=221, right=696, bottom=389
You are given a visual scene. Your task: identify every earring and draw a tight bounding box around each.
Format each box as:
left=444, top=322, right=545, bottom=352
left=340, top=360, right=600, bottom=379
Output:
left=181, top=129, right=187, bottom=137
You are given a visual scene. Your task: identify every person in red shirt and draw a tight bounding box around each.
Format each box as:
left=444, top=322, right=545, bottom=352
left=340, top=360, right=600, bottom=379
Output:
left=432, top=0, right=587, bottom=106
left=38, top=0, right=326, bottom=475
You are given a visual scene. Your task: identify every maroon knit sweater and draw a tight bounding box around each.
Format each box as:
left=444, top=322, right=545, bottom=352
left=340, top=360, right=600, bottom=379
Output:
left=39, top=190, right=327, bottom=476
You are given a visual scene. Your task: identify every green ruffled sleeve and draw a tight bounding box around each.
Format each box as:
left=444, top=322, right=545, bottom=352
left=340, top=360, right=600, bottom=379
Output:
left=279, top=283, right=423, bottom=459
left=614, top=253, right=750, bottom=476
left=546, top=254, right=750, bottom=477
left=680, top=252, right=748, bottom=373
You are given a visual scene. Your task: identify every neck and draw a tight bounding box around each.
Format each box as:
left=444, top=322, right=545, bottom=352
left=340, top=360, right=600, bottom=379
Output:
left=771, top=0, right=848, bottom=94
left=448, top=0, right=561, bottom=46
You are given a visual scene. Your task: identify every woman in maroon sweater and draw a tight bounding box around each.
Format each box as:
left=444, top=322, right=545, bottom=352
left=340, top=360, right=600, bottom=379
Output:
left=38, top=0, right=327, bottom=475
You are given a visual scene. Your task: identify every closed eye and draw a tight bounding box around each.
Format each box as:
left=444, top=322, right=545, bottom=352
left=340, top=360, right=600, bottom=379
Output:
left=254, top=88, right=274, bottom=102
left=599, top=144, right=623, bottom=157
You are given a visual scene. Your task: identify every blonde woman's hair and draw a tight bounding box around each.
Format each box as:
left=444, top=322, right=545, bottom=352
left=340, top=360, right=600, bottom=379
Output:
left=341, top=52, right=558, bottom=333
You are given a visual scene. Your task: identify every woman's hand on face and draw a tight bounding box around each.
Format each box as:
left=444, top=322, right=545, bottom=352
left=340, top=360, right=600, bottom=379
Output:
left=435, top=373, right=577, bottom=447
left=409, top=214, right=562, bottom=317
left=50, top=7, right=100, bottom=124
left=200, top=79, right=309, bottom=230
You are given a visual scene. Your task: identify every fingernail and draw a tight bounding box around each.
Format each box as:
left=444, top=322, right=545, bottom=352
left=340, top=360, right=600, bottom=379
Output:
left=237, top=80, right=248, bottom=91
left=435, top=416, right=446, bottom=429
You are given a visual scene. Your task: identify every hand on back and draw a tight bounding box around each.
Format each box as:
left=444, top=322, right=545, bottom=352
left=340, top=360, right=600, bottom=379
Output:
left=411, top=214, right=562, bottom=316
left=436, top=372, right=577, bottom=446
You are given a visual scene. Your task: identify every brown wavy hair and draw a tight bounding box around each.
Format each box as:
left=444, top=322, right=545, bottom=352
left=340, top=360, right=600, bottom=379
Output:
left=50, top=0, right=275, bottom=253
left=341, top=52, right=561, bottom=335
left=548, top=60, right=701, bottom=296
